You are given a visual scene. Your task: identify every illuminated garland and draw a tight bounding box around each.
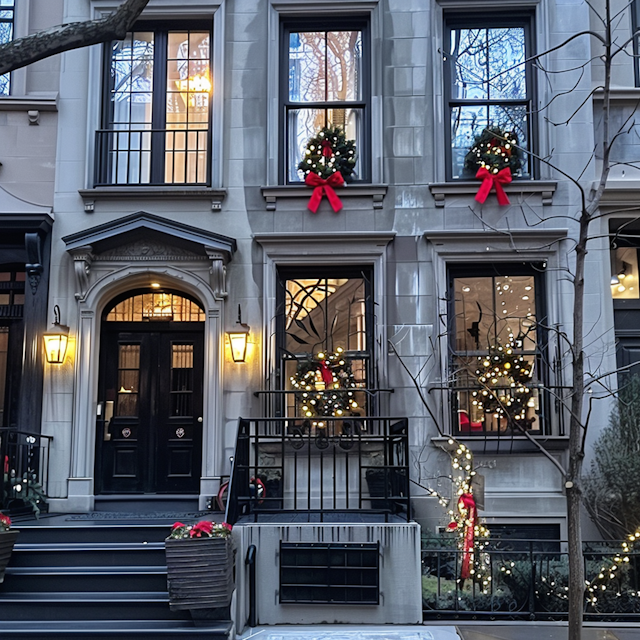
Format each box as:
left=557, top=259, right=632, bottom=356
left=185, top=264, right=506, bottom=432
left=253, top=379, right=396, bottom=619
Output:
left=297, top=126, right=357, bottom=182
left=471, top=335, right=535, bottom=427
left=464, top=127, right=522, bottom=176
left=585, top=530, right=640, bottom=606
left=289, top=348, right=359, bottom=427
left=428, top=439, right=491, bottom=590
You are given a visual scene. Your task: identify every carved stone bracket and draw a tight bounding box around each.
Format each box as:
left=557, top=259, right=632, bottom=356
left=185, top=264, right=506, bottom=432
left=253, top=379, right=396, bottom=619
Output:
left=25, top=232, right=43, bottom=295
left=69, top=245, right=94, bottom=301
left=205, top=247, right=229, bottom=300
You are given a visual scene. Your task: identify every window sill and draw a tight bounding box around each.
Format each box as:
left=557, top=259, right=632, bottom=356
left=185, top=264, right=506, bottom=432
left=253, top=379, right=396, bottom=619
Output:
left=0, top=94, right=58, bottom=112
left=428, top=180, right=557, bottom=207
left=78, top=186, right=227, bottom=213
left=431, top=434, right=569, bottom=453
left=261, top=184, right=388, bottom=211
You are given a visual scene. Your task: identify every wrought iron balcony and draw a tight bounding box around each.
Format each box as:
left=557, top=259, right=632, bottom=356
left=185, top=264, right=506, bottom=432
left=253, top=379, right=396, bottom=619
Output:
left=224, top=416, right=410, bottom=525
left=94, top=127, right=211, bottom=187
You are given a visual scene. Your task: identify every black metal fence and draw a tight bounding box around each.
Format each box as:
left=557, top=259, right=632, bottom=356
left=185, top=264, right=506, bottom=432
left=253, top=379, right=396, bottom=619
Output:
left=0, top=428, right=52, bottom=515
left=225, top=416, right=410, bottom=525
left=422, top=538, right=640, bottom=621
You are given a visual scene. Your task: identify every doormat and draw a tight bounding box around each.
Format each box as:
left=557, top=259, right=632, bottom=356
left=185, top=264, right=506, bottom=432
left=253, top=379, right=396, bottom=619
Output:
left=66, top=511, right=210, bottom=521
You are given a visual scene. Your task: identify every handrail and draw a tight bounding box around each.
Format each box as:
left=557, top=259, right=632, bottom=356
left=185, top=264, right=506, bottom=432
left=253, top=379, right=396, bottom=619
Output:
left=225, top=415, right=410, bottom=525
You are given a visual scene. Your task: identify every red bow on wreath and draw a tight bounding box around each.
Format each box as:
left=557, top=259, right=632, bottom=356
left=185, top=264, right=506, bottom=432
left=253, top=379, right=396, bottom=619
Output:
left=305, top=172, right=345, bottom=213
left=321, top=140, right=333, bottom=158
left=458, top=492, right=478, bottom=580
left=319, top=360, right=333, bottom=385
left=474, top=166, right=512, bottom=206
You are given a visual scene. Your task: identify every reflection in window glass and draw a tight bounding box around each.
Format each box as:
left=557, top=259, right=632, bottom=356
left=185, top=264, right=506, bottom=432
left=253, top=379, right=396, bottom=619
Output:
left=286, top=28, right=364, bottom=182
left=451, top=271, right=541, bottom=434
left=0, top=0, right=14, bottom=96
left=611, top=247, right=639, bottom=299
left=171, top=343, right=194, bottom=417
left=117, top=344, right=140, bottom=416
left=448, top=22, right=530, bottom=179
left=103, top=26, right=211, bottom=185
left=281, top=275, right=370, bottom=418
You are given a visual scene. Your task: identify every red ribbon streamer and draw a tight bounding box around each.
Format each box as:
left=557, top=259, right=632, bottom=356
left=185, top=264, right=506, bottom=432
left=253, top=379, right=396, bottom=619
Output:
left=474, top=167, right=512, bottom=206
left=458, top=493, right=477, bottom=580
left=320, top=361, right=333, bottom=385
left=305, top=172, right=345, bottom=213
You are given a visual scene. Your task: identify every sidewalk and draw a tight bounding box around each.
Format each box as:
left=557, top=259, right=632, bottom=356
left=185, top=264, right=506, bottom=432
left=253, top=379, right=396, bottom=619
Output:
left=237, top=623, right=640, bottom=640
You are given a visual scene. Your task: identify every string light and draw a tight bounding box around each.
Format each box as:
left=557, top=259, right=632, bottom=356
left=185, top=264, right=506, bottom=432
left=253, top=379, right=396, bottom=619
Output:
left=289, top=347, right=359, bottom=427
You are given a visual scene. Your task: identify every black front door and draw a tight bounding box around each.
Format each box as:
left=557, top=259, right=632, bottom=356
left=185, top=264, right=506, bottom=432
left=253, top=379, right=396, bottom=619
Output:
left=96, top=328, right=204, bottom=494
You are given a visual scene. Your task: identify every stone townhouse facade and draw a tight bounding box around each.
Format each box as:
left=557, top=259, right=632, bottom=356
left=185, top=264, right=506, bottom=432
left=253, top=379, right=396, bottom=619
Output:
left=2, top=0, right=639, bottom=572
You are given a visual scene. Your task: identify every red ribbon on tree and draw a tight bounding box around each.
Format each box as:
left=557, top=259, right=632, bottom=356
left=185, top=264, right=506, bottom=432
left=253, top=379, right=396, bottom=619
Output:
left=458, top=492, right=478, bottom=580
left=319, top=360, right=333, bottom=385
left=305, top=172, right=345, bottom=213
left=321, top=139, right=333, bottom=158
left=474, top=166, right=512, bottom=206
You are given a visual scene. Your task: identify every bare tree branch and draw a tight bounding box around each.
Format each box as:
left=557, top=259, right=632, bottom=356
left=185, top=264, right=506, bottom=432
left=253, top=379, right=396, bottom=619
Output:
left=0, top=0, right=151, bottom=76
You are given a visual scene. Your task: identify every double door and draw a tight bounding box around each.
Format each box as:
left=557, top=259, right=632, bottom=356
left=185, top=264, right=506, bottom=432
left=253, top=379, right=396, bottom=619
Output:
left=97, top=328, right=204, bottom=494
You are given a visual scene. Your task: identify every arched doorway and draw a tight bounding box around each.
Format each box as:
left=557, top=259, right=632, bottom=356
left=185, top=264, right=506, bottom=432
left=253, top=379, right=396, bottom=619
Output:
left=95, top=289, right=205, bottom=495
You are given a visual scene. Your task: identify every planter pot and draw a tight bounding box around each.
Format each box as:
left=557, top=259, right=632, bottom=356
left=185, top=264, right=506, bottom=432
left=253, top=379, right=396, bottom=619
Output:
left=165, top=536, right=235, bottom=612
left=0, top=530, right=19, bottom=584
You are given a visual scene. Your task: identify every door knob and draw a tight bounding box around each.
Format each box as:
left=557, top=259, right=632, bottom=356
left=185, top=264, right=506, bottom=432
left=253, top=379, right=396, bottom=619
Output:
left=197, top=417, right=203, bottom=423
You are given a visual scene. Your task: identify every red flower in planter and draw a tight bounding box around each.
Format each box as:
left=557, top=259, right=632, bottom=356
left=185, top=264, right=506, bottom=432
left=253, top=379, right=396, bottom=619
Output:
left=190, top=520, right=214, bottom=538
left=0, top=514, right=11, bottom=531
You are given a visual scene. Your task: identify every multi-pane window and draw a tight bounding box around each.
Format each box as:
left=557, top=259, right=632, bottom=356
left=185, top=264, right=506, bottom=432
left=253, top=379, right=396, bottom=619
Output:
left=277, top=268, right=373, bottom=417
left=0, top=0, right=14, bottom=96
left=445, top=15, right=533, bottom=179
left=96, top=23, right=211, bottom=186
left=449, top=265, right=546, bottom=435
left=282, top=19, right=369, bottom=183
left=105, top=292, right=205, bottom=322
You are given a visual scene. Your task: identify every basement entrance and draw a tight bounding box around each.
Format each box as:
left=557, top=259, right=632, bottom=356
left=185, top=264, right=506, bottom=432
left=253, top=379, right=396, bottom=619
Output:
left=95, top=290, right=205, bottom=495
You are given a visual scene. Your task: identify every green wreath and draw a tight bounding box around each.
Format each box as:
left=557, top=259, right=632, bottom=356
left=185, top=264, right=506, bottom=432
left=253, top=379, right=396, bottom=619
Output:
left=289, top=347, right=359, bottom=422
left=464, top=127, right=523, bottom=176
left=298, top=126, right=357, bottom=182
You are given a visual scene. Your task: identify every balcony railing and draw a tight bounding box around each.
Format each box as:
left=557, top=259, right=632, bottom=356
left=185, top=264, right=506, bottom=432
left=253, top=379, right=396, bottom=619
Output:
left=225, top=416, right=410, bottom=525
left=94, top=127, right=210, bottom=186
left=422, top=538, right=640, bottom=621
left=1, top=428, right=52, bottom=515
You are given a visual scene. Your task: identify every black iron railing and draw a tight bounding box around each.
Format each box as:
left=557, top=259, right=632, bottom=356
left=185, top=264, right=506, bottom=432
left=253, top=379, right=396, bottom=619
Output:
left=225, top=416, right=409, bottom=525
left=94, top=127, right=210, bottom=186
left=422, top=538, right=640, bottom=621
left=0, top=428, right=52, bottom=514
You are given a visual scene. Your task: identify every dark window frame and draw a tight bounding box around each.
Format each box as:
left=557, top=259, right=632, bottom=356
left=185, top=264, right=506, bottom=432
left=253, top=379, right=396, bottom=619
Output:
left=634, top=1, right=640, bottom=87
left=447, top=262, right=550, bottom=436
left=96, top=20, right=213, bottom=187
left=279, top=17, right=372, bottom=185
left=444, top=11, right=537, bottom=181
left=0, top=0, right=14, bottom=96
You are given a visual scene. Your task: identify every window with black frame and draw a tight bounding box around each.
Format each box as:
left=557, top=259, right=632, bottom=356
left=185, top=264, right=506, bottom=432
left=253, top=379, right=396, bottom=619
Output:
left=449, top=264, right=547, bottom=435
left=281, top=18, right=370, bottom=184
left=276, top=267, right=374, bottom=420
left=0, top=0, right=14, bottom=96
left=96, top=23, right=212, bottom=186
left=445, top=14, right=534, bottom=180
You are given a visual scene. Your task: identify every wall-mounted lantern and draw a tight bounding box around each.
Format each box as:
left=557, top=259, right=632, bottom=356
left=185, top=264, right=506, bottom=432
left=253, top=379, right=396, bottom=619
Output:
left=43, top=305, right=69, bottom=364
left=227, top=304, right=250, bottom=363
